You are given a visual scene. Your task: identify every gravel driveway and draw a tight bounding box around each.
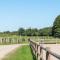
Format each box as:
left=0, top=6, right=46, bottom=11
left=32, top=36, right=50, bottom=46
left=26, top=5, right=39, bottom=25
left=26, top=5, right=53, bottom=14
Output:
left=41, top=44, right=60, bottom=60
left=0, top=44, right=28, bottom=60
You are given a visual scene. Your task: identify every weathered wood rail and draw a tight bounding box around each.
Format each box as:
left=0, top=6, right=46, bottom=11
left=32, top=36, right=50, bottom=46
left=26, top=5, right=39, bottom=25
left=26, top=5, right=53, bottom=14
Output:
left=0, top=37, right=24, bottom=44
left=29, top=39, right=60, bottom=60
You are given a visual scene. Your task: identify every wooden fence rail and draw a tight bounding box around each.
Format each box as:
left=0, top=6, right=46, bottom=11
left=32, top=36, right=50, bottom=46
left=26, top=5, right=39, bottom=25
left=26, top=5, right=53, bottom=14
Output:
left=29, top=39, right=60, bottom=60
left=0, top=37, right=24, bottom=44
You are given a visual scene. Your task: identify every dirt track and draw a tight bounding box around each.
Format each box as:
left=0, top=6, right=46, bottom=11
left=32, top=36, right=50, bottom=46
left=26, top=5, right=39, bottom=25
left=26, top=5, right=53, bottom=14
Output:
left=41, top=44, right=60, bottom=60
left=0, top=44, right=60, bottom=60
left=0, top=44, right=28, bottom=60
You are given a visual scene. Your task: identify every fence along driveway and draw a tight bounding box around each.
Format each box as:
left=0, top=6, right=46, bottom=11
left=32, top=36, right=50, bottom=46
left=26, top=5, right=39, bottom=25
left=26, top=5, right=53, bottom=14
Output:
left=29, top=39, right=60, bottom=60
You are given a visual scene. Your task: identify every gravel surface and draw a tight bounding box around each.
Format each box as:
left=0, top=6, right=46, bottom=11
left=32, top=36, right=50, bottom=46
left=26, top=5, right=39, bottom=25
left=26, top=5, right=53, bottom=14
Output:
left=0, top=44, right=28, bottom=60
left=41, top=44, right=60, bottom=60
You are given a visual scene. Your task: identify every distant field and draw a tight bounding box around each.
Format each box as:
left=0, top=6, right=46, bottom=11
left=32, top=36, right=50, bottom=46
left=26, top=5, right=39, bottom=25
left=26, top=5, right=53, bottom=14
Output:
left=2, top=46, right=34, bottom=60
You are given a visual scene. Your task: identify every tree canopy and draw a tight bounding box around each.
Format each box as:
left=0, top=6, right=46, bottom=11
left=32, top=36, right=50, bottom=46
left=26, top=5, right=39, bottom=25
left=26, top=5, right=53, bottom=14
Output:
left=52, top=15, right=60, bottom=37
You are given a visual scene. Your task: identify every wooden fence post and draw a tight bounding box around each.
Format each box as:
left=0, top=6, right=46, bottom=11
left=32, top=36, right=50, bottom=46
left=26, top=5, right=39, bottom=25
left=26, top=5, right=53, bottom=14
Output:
left=40, top=47, right=43, bottom=60
left=46, top=47, right=50, bottom=60
left=35, top=44, right=36, bottom=55
left=33, top=44, right=35, bottom=54
left=35, top=44, right=37, bottom=58
left=2, top=38, right=4, bottom=44
left=33, top=43, right=35, bottom=55
left=4, top=38, right=6, bottom=44
left=37, top=45, right=40, bottom=60
left=37, top=45, right=38, bottom=58
left=9, top=38, right=12, bottom=44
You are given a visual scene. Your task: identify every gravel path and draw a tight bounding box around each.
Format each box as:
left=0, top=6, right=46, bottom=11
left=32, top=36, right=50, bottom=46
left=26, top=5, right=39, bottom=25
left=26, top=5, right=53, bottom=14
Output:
left=0, top=44, right=28, bottom=60
left=41, top=44, right=60, bottom=60
left=1, top=44, right=60, bottom=60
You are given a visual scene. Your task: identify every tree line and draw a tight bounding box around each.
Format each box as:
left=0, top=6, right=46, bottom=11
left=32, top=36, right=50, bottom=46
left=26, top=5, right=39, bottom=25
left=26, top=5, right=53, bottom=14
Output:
left=18, top=27, right=52, bottom=36
left=0, top=27, right=52, bottom=36
left=0, top=15, right=60, bottom=37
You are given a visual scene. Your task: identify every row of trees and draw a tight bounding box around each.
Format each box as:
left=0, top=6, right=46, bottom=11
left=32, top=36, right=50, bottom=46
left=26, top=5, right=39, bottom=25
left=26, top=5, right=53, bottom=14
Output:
left=0, top=15, right=60, bottom=37
left=0, top=27, right=52, bottom=36
left=18, top=27, right=52, bottom=36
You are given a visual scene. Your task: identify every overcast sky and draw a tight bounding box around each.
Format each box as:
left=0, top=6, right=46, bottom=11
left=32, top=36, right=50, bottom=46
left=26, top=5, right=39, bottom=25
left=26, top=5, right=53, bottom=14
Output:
left=0, top=0, right=60, bottom=32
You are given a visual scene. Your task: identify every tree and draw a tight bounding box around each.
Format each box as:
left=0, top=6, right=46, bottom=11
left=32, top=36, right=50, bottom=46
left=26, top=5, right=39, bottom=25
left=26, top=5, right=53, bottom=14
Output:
left=52, top=15, right=60, bottom=37
left=25, top=28, right=39, bottom=36
left=4, top=31, right=10, bottom=34
left=38, top=27, right=52, bottom=36
left=18, top=28, right=25, bottom=36
left=25, top=28, right=32, bottom=36
left=31, top=28, right=38, bottom=36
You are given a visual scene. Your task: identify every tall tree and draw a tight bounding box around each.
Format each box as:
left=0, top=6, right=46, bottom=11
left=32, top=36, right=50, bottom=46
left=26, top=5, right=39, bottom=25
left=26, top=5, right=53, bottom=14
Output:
left=52, top=15, right=60, bottom=37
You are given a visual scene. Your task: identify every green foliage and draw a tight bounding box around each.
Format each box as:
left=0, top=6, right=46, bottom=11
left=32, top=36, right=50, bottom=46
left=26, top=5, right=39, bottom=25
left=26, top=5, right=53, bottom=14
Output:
left=17, top=27, right=52, bottom=36
left=52, top=15, right=60, bottom=37
left=18, top=28, right=25, bottom=36
left=25, top=28, right=38, bottom=36
left=31, top=28, right=38, bottom=36
left=0, top=27, right=52, bottom=36
left=25, top=28, right=32, bottom=36
left=38, top=27, right=52, bottom=36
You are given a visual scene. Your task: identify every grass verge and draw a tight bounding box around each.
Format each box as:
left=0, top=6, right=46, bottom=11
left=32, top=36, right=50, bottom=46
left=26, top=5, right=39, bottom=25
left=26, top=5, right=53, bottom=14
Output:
left=2, top=46, right=35, bottom=60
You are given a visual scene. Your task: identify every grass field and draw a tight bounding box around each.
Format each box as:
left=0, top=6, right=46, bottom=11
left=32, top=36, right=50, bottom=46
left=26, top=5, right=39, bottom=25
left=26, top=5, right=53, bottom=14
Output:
left=2, top=46, right=35, bottom=60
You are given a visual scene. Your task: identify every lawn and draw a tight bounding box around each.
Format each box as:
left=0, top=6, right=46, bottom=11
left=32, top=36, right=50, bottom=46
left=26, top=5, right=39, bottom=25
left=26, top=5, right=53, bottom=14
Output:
left=2, top=46, right=35, bottom=60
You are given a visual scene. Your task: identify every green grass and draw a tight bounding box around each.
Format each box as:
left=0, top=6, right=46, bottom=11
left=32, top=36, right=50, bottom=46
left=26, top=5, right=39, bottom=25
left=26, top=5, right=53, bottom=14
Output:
left=2, top=46, right=34, bottom=60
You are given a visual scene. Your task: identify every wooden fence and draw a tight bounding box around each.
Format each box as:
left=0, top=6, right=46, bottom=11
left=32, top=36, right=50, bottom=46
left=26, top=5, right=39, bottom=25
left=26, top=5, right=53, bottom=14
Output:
left=0, top=37, right=25, bottom=44
left=29, top=39, right=60, bottom=60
